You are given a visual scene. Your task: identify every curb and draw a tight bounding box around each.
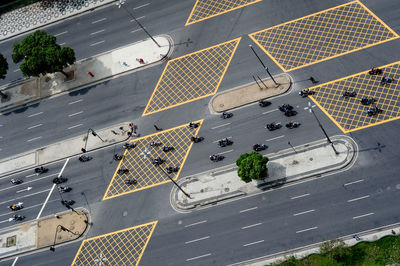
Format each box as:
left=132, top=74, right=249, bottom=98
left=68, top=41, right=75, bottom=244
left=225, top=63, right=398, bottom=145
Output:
left=171, top=135, right=357, bottom=211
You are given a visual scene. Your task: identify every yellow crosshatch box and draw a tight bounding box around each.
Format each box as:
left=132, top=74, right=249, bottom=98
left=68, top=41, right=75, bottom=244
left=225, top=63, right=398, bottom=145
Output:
left=103, top=120, right=203, bottom=200
left=249, top=0, right=399, bottom=72
left=309, top=62, right=400, bottom=133
left=71, top=221, right=157, bottom=266
left=142, top=38, right=241, bottom=116
left=185, top=0, right=262, bottom=26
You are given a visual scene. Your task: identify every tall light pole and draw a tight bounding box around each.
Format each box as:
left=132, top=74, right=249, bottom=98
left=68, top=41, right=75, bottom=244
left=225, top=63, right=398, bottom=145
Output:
left=305, top=102, right=339, bottom=155
left=50, top=225, right=79, bottom=252
left=82, top=128, right=104, bottom=153
left=249, top=44, right=279, bottom=86
left=116, top=0, right=160, bottom=47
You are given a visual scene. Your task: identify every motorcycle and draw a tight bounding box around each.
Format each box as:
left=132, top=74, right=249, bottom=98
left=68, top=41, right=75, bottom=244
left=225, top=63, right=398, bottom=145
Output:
left=258, top=100, right=271, bottom=107
left=162, top=146, right=175, bottom=152
left=218, top=138, right=233, bottom=147
left=286, top=121, right=301, bottom=129
left=366, top=106, right=382, bottom=116
left=151, top=157, right=165, bottom=165
left=10, top=179, right=23, bottom=185
left=266, top=122, right=282, bottom=131
left=342, top=90, right=357, bottom=98
left=149, top=141, right=162, bottom=147
left=52, top=176, right=68, bottom=184
left=11, top=215, right=25, bottom=221
left=58, top=186, right=72, bottom=193
left=79, top=155, right=92, bottom=162
left=210, top=154, right=224, bottom=162
left=9, top=203, right=23, bottom=211
left=61, top=200, right=75, bottom=206
left=113, top=154, right=124, bottom=161
left=253, top=144, right=268, bottom=152
left=279, top=104, right=297, bottom=117
left=34, top=166, right=48, bottom=175
left=190, top=136, right=204, bottom=143
left=188, top=122, right=200, bottom=129
left=220, top=112, right=233, bottom=119
left=299, top=89, right=315, bottom=98
left=368, top=67, right=382, bottom=75
left=381, top=76, right=393, bottom=85
left=360, top=97, right=376, bottom=105
left=123, top=142, right=136, bottom=149
left=117, top=169, right=129, bottom=175
left=166, top=166, right=179, bottom=174
left=125, top=179, right=137, bottom=185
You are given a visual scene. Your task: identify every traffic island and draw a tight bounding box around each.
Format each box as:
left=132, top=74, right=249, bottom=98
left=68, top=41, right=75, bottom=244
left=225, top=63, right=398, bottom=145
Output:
left=171, top=135, right=357, bottom=211
left=210, top=74, right=292, bottom=113
left=0, top=209, right=89, bottom=259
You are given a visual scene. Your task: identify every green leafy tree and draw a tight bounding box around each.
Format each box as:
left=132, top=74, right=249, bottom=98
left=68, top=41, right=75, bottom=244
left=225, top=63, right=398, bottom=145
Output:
left=236, top=151, right=268, bottom=183
left=0, top=53, right=8, bottom=80
left=12, top=30, right=75, bottom=78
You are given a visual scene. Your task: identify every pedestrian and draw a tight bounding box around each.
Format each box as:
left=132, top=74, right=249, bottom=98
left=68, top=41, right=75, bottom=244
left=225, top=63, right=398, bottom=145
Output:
left=309, top=76, right=318, bottom=84
left=111, top=130, right=118, bottom=135
left=137, top=58, right=145, bottom=64
left=154, top=125, right=162, bottom=131
left=392, top=230, right=396, bottom=235
left=122, top=62, right=128, bottom=67
left=353, top=234, right=360, bottom=241
left=88, top=71, right=94, bottom=77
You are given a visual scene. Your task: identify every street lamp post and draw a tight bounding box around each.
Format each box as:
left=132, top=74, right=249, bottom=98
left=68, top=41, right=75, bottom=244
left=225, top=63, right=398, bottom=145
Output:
left=249, top=44, right=279, bottom=86
left=50, top=225, right=79, bottom=251
left=116, top=0, right=161, bottom=47
left=82, top=128, right=104, bottom=153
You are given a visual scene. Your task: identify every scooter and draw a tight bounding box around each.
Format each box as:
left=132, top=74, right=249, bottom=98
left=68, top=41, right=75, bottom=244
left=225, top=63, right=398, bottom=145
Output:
left=113, top=154, right=124, bottom=161
left=342, top=90, right=357, bottom=98
left=11, top=215, right=25, bottom=221
left=286, top=122, right=301, bottom=129
left=360, top=97, right=376, bottom=105
left=10, top=179, right=23, bottom=185
left=9, top=202, right=23, bottom=211
left=299, top=89, right=315, bottom=97
left=61, top=200, right=75, bottom=206
left=79, top=155, right=92, bottom=162
left=210, top=154, right=224, bottom=162
left=259, top=100, right=271, bottom=107
left=191, top=136, right=204, bottom=143
left=188, top=122, right=200, bottom=129
left=220, top=112, right=233, bottom=119
left=151, top=157, right=165, bottom=165
left=34, top=166, right=48, bottom=175
left=117, top=169, right=129, bottom=175
left=58, top=186, right=72, bottom=193
left=149, top=141, right=162, bottom=147
left=266, top=122, right=282, bottom=131
left=381, top=76, right=394, bottom=85
left=125, top=179, right=137, bottom=185
left=368, top=67, right=382, bottom=75
left=52, top=176, right=68, bottom=184
left=123, top=142, right=136, bottom=149
left=162, top=146, right=175, bottom=152
left=166, top=166, right=179, bottom=174
left=218, top=138, right=233, bottom=147
left=366, top=106, right=382, bottom=116
left=253, top=144, right=268, bottom=151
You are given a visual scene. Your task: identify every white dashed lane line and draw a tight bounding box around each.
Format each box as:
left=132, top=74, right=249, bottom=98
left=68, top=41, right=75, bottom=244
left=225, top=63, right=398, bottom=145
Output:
left=92, top=18, right=107, bottom=24
left=27, top=124, right=42, bottom=130
left=186, top=253, right=212, bottom=262
left=90, top=29, right=105, bottom=36
left=68, top=124, right=83, bottom=130
left=266, top=135, right=284, bottom=142
left=27, top=136, right=42, bottom=142
left=133, top=3, right=149, bottom=9
left=54, top=31, right=68, bottom=37
left=353, top=213, right=374, bottom=220
left=344, top=179, right=364, bottom=186
left=243, top=240, right=264, bottom=247
left=184, top=220, right=207, bottom=228
left=290, top=193, right=310, bottom=200
left=185, top=236, right=210, bottom=244
left=68, top=99, right=83, bottom=105
left=90, top=40, right=105, bottom=47
left=241, top=223, right=262, bottom=230
left=211, top=123, right=230, bottom=130
left=68, top=111, right=83, bottom=117
left=239, top=206, right=258, bottom=213
left=347, top=195, right=370, bottom=202
left=296, top=226, right=318, bottom=233
left=27, top=112, right=43, bottom=118
left=293, top=209, right=315, bottom=216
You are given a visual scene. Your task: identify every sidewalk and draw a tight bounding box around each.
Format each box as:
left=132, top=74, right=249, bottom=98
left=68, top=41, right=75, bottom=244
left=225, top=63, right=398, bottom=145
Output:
left=0, top=36, right=171, bottom=113
left=0, top=209, right=88, bottom=259
left=0, top=0, right=116, bottom=41
left=171, top=135, right=357, bottom=210
left=0, top=122, right=135, bottom=177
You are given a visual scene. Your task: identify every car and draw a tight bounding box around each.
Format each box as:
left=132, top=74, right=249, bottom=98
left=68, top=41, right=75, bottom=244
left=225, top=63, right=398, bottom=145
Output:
left=53, top=177, right=68, bottom=184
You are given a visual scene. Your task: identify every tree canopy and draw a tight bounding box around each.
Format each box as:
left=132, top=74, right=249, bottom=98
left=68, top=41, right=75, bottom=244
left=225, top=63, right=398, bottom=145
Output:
left=236, top=151, right=269, bottom=183
left=12, top=30, right=75, bottom=77
left=0, top=53, right=8, bottom=79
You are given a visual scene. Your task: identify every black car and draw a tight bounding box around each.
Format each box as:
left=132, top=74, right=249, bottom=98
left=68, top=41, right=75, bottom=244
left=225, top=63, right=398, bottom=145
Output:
left=253, top=144, right=268, bottom=151
left=53, top=177, right=68, bottom=184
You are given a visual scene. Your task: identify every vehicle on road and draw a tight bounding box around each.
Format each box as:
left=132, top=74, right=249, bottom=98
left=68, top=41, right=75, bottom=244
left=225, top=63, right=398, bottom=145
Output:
left=266, top=122, right=282, bottom=131
left=123, top=142, right=136, bottom=149
left=342, top=90, right=357, bottom=98
left=53, top=177, right=68, bottom=184
left=299, top=88, right=315, bottom=97
left=258, top=100, right=271, bottom=107
left=10, top=179, right=23, bottom=185
left=366, top=106, right=382, bottom=116
left=188, top=122, right=200, bottom=129
left=117, top=169, right=129, bottom=175
left=210, top=154, right=224, bottom=162
left=368, top=67, right=382, bottom=75
left=58, top=186, right=72, bottom=193
left=220, top=112, right=233, bottom=119
left=218, top=138, right=233, bottom=147
left=253, top=144, right=268, bottom=151
left=61, top=200, right=75, bottom=206
left=11, top=215, right=25, bottom=221
left=279, top=104, right=297, bottom=117
left=78, top=155, right=92, bottom=162
left=166, top=166, right=179, bottom=174
left=162, top=146, right=175, bottom=152
left=286, top=121, right=301, bottom=129
left=360, top=97, right=376, bottom=105
left=191, top=136, right=204, bottom=143
left=9, top=202, right=23, bottom=211
left=34, top=166, right=48, bottom=175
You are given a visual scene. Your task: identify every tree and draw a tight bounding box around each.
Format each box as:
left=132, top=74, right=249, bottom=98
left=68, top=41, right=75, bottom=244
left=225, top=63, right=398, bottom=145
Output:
left=12, top=30, right=75, bottom=78
left=236, top=151, right=268, bottom=183
left=0, top=53, right=8, bottom=80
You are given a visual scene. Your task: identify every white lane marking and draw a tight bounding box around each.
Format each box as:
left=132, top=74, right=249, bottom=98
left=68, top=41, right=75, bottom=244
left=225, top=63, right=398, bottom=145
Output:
left=59, top=42, right=66, bottom=46
left=241, top=223, right=262, bottom=230
left=185, top=220, right=207, bottom=228
left=68, top=111, right=83, bottom=117
left=243, top=240, right=264, bottom=247
left=291, top=193, right=310, bottom=200
left=28, top=112, right=43, bottom=117
left=296, top=226, right=318, bottom=233
left=27, top=123, right=42, bottom=130
left=0, top=189, right=50, bottom=205
left=16, top=187, right=32, bottom=193
left=262, top=109, right=278, bottom=115
left=347, top=195, right=370, bottom=202
left=0, top=200, right=58, bottom=218
left=293, top=209, right=315, bottom=216
left=131, top=16, right=145, bottom=22
left=212, top=136, right=232, bottom=143
left=68, top=99, right=83, bottom=105
left=133, top=3, right=149, bottom=9
left=90, top=29, right=105, bottom=35
left=239, top=207, right=258, bottom=213
left=68, top=124, right=83, bottom=130
left=13, top=68, right=21, bottom=72
left=11, top=257, right=18, bottom=266
left=353, top=212, right=374, bottom=220
left=27, top=136, right=42, bottom=142
left=344, top=179, right=364, bottom=186
left=131, top=28, right=142, bottom=33
left=266, top=135, right=284, bottom=142
left=54, top=31, right=68, bottom=36
left=218, top=149, right=233, bottom=155
left=90, top=40, right=105, bottom=46
left=0, top=173, right=58, bottom=193
left=186, top=253, right=212, bottom=261
left=0, top=219, right=11, bottom=224
left=92, top=17, right=107, bottom=24
left=211, top=123, right=230, bottom=130
left=185, top=236, right=210, bottom=244
left=36, top=158, right=69, bottom=219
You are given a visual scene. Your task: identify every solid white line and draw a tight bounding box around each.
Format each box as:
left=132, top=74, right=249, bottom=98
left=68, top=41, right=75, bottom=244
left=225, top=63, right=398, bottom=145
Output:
left=90, top=40, right=105, bottom=47
left=131, top=28, right=142, bottom=33
left=0, top=189, right=50, bottom=205
left=266, top=135, right=284, bottom=142
left=290, top=193, right=310, bottom=200
left=27, top=123, right=42, bottom=130
left=11, top=257, right=18, bottom=266
left=219, top=149, right=233, bottom=155
left=239, top=207, right=258, bottom=213
left=54, top=31, right=68, bottom=36
left=212, top=136, right=232, bottom=143
left=68, top=111, right=83, bottom=117
left=242, top=223, right=262, bottom=230
left=68, top=99, right=83, bottom=105
left=243, top=240, right=264, bottom=247
left=353, top=212, right=374, bottom=220
left=296, top=226, right=318, bottom=233
left=262, top=109, right=278, bottom=115
left=92, top=17, right=107, bottom=24
left=13, top=68, right=20, bottom=72
left=344, top=179, right=364, bottom=186
left=68, top=124, right=83, bottom=130
left=90, top=29, right=105, bottom=35
left=131, top=16, right=145, bottom=21
left=185, top=220, right=207, bottom=228
left=185, top=236, right=210, bottom=244
left=28, top=112, right=43, bottom=117
left=186, top=253, right=212, bottom=261
left=211, top=123, right=230, bottom=130
left=27, top=136, right=42, bottom=142
left=293, top=209, right=315, bottom=216
left=347, top=195, right=370, bottom=202
left=133, top=3, right=149, bottom=9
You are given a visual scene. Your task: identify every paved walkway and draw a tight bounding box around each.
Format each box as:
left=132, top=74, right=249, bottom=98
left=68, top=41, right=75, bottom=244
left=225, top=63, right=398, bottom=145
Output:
left=0, top=209, right=88, bottom=259
left=0, top=36, right=171, bottom=113
left=0, top=0, right=115, bottom=41
left=171, top=135, right=357, bottom=211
